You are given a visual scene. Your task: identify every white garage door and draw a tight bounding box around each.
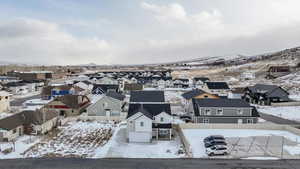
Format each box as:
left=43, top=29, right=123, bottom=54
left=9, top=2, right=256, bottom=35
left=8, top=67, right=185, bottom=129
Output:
left=129, top=132, right=151, bottom=143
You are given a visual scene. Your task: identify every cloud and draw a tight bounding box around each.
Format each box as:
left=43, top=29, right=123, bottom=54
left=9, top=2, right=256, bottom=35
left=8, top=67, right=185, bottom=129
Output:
left=0, top=18, right=112, bottom=65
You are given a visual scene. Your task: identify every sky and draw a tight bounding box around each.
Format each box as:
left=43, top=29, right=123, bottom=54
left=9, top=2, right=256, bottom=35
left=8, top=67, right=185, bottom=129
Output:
left=1, top=0, right=300, bottom=65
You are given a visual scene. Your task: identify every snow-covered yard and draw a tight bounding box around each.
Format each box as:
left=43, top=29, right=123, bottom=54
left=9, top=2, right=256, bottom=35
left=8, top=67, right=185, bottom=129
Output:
left=258, top=106, right=300, bottom=122
left=183, top=129, right=300, bottom=158
left=0, top=135, right=40, bottom=159
left=102, top=126, right=186, bottom=158
left=25, top=121, right=116, bottom=158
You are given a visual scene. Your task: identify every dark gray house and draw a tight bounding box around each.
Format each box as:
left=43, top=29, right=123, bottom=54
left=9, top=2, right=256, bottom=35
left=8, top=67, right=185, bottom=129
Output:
left=244, top=84, right=289, bottom=105
left=190, top=98, right=259, bottom=124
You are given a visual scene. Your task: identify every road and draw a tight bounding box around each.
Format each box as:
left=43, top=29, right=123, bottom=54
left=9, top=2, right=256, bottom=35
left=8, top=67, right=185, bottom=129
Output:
left=10, top=94, right=41, bottom=106
left=0, top=158, right=299, bottom=169
left=260, top=113, right=300, bottom=125
left=0, top=158, right=300, bottom=169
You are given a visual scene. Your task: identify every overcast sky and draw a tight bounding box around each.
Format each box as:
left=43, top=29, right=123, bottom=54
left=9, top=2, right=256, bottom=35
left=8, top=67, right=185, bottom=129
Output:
left=1, top=0, right=300, bottom=65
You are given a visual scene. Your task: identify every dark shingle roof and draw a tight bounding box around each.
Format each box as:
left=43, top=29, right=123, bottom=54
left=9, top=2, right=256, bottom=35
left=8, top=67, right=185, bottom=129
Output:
left=193, top=98, right=251, bottom=108
left=127, top=103, right=171, bottom=119
left=193, top=77, right=210, bottom=82
left=206, top=82, right=230, bottom=90
left=106, top=91, right=125, bottom=101
left=182, top=89, right=206, bottom=100
left=130, top=91, right=165, bottom=102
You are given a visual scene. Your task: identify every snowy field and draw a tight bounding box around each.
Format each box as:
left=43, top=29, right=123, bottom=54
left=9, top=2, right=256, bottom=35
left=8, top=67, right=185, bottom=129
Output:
left=183, top=129, right=300, bottom=158
left=103, top=126, right=185, bottom=158
left=25, top=121, right=116, bottom=158
left=258, top=106, right=300, bottom=122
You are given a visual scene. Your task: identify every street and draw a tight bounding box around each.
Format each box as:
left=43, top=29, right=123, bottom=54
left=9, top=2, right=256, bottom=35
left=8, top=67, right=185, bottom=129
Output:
left=260, top=113, right=300, bottom=125
left=0, top=158, right=299, bottom=169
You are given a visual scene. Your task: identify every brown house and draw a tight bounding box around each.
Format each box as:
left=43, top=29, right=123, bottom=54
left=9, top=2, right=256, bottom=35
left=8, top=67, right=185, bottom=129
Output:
left=44, top=95, right=91, bottom=116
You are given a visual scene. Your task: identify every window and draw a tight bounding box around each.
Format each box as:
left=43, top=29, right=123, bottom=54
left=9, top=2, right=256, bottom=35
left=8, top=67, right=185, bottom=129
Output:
left=5, top=96, right=8, bottom=99
left=203, top=118, right=209, bottom=123
left=160, top=117, right=164, bottom=122
left=13, top=129, right=17, bottom=134
left=204, top=109, right=211, bottom=115
left=247, top=119, right=253, bottom=124
left=237, top=109, right=243, bottom=115
left=140, top=122, right=144, bottom=127
left=204, top=95, right=208, bottom=98
left=216, top=109, right=223, bottom=115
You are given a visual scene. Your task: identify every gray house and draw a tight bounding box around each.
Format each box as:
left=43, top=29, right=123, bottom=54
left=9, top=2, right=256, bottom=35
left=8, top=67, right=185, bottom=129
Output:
left=87, top=91, right=126, bottom=120
left=190, top=98, right=259, bottom=124
left=244, top=84, right=289, bottom=105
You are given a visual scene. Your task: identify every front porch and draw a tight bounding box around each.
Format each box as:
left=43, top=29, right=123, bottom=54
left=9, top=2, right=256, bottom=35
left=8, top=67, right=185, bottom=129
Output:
left=152, top=123, right=173, bottom=140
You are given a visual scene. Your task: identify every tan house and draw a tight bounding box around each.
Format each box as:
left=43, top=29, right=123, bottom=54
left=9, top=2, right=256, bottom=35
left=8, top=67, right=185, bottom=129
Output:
left=0, top=109, right=59, bottom=141
left=44, top=95, right=91, bottom=116
left=0, top=91, right=10, bottom=112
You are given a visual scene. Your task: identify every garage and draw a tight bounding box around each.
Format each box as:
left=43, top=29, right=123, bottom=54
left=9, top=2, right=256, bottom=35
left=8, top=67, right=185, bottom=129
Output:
left=128, top=132, right=151, bottom=143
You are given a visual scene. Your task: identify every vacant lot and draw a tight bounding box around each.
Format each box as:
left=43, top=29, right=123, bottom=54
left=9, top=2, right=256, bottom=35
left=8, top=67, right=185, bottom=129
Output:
left=25, top=120, right=116, bottom=158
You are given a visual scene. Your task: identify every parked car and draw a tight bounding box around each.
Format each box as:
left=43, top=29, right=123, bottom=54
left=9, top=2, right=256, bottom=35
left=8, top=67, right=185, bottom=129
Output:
left=203, top=135, right=225, bottom=144
left=204, top=140, right=227, bottom=148
left=206, top=146, right=228, bottom=156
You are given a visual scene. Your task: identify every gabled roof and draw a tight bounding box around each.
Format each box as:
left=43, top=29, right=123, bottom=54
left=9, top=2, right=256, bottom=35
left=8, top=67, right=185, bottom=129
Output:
left=106, top=91, right=125, bottom=101
left=247, top=84, right=288, bottom=94
left=92, top=84, right=119, bottom=94
left=130, top=91, right=165, bottom=102
left=0, top=110, right=58, bottom=131
left=127, top=103, right=171, bottom=119
left=182, top=89, right=207, bottom=100
left=123, top=83, right=143, bottom=91
left=205, top=82, right=230, bottom=90
left=193, top=98, right=251, bottom=108
left=53, top=95, right=90, bottom=109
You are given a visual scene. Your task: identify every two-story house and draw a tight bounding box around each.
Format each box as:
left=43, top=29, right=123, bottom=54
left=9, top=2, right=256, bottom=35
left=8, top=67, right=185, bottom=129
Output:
left=193, top=77, right=210, bottom=88
left=189, top=98, right=259, bottom=124
left=126, top=91, right=173, bottom=143
left=203, top=82, right=230, bottom=96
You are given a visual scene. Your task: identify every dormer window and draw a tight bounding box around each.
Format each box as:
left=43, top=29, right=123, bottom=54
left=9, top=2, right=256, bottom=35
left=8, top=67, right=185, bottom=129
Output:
left=160, top=117, right=164, bottom=122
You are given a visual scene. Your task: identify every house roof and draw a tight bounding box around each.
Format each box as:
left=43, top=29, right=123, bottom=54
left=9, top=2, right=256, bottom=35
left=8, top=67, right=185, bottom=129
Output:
left=127, top=103, right=171, bottom=119
left=130, top=91, right=165, bottom=102
left=123, top=83, right=143, bottom=91
left=182, top=89, right=207, bottom=100
left=53, top=95, right=90, bottom=109
left=152, top=123, right=172, bottom=128
left=205, top=82, right=230, bottom=90
left=193, top=77, right=210, bottom=82
left=92, top=84, right=119, bottom=94
left=106, top=91, right=125, bottom=101
left=193, top=98, right=252, bottom=108
left=0, top=110, right=58, bottom=131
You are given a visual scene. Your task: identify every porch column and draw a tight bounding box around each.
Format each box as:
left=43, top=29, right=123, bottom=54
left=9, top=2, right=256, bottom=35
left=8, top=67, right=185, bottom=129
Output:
left=169, top=129, right=172, bottom=140
left=156, top=129, right=158, bottom=140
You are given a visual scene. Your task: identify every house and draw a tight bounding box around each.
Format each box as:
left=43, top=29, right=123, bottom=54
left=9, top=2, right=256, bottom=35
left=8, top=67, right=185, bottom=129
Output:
left=173, top=78, right=190, bottom=88
left=0, top=109, right=59, bottom=141
left=244, top=84, right=289, bottom=105
left=87, top=91, right=126, bottom=121
left=193, top=77, right=210, bottom=88
left=130, top=90, right=165, bottom=103
left=181, top=89, right=220, bottom=113
left=228, top=88, right=245, bottom=99
left=44, top=95, right=91, bottom=116
left=203, top=82, right=230, bottom=96
left=16, top=71, right=53, bottom=81
left=41, top=85, right=80, bottom=100
left=97, top=77, right=118, bottom=85
left=127, top=90, right=173, bottom=143
left=266, top=66, right=291, bottom=79
left=122, top=83, right=143, bottom=94
left=74, top=81, right=93, bottom=91
left=241, top=72, right=255, bottom=80
left=0, top=91, right=10, bottom=112
left=92, top=84, right=119, bottom=95
left=190, top=98, right=259, bottom=124
left=127, top=103, right=173, bottom=143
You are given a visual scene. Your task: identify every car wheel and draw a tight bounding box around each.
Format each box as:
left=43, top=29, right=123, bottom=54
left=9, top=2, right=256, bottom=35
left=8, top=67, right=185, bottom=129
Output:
left=208, top=153, right=213, bottom=156
left=223, top=152, right=228, bottom=155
